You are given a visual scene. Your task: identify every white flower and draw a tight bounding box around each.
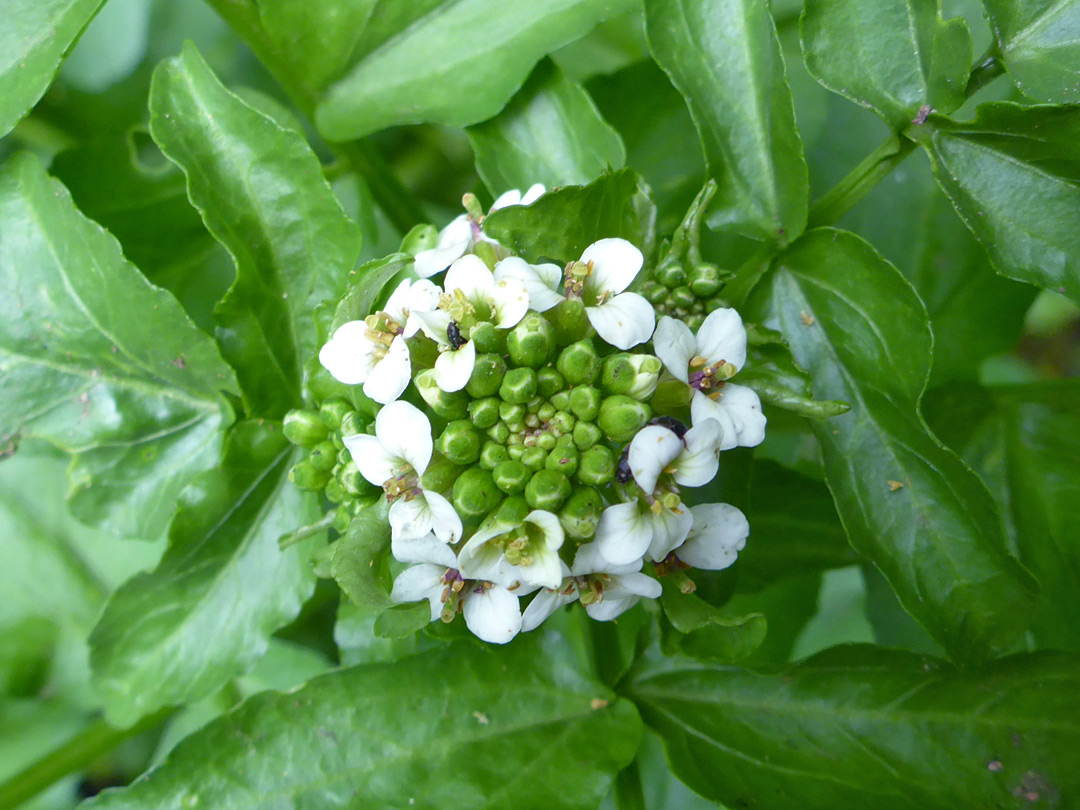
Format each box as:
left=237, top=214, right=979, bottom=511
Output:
left=489, top=183, right=546, bottom=212
left=342, top=401, right=462, bottom=544
left=594, top=499, right=693, bottom=566
left=318, top=279, right=439, bottom=404
left=390, top=564, right=523, bottom=644
left=493, top=257, right=564, bottom=312
left=575, top=542, right=662, bottom=622
left=653, top=309, right=766, bottom=450
left=627, top=421, right=723, bottom=494
left=572, top=238, right=655, bottom=350
left=458, top=510, right=564, bottom=590
left=675, top=503, right=749, bottom=570
left=413, top=214, right=474, bottom=279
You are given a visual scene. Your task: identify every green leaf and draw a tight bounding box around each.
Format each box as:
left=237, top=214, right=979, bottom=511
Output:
left=659, top=580, right=767, bottom=664
left=83, top=640, right=643, bottom=810
left=331, top=499, right=394, bottom=611
left=89, top=421, right=322, bottom=727
left=910, top=102, right=1080, bottom=304
left=330, top=254, right=415, bottom=334
left=644, top=0, right=808, bottom=242
left=746, top=228, right=1037, bottom=662
left=482, top=168, right=649, bottom=264
left=982, top=0, right=1080, bottom=102
left=315, top=0, right=636, bottom=140
left=0, top=151, right=237, bottom=538
left=467, top=59, right=625, bottom=194
left=800, top=0, right=972, bottom=127
left=632, top=646, right=1080, bottom=810
left=0, top=0, right=105, bottom=137
left=741, top=338, right=850, bottom=418
left=149, top=42, right=363, bottom=416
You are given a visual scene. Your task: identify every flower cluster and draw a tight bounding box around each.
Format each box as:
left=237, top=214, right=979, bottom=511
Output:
left=286, top=189, right=766, bottom=644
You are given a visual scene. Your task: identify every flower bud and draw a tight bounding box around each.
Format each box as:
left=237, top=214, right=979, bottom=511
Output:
left=324, top=478, right=344, bottom=503
left=507, top=313, right=555, bottom=368
left=550, top=390, right=571, bottom=411
left=339, top=461, right=368, bottom=497
left=521, top=446, right=547, bottom=472
left=487, top=422, right=510, bottom=444
left=573, top=421, right=602, bottom=450
left=507, top=442, right=525, bottom=460
left=469, top=322, right=505, bottom=354
left=656, top=262, right=687, bottom=288
left=536, top=432, right=557, bottom=451
left=548, top=298, right=590, bottom=346
left=289, top=460, right=330, bottom=491
left=472, top=239, right=499, bottom=270
left=689, top=262, right=723, bottom=297
left=401, top=222, right=438, bottom=254
left=524, top=469, right=571, bottom=512
left=283, top=409, right=328, bottom=447
left=624, top=355, right=661, bottom=400
left=308, top=441, right=338, bottom=472
left=705, top=295, right=728, bottom=312
left=332, top=504, right=352, bottom=533
left=557, top=339, right=600, bottom=386
left=493, top=460, right=531, bottom=494
left=453, top=468, right=500, bottom=519
left=551, top=410, right=576, bottom=435
left=469, top=397, right=500, bottom=429
left=466, top=353, right=507, bottom=398
left=437, top=420, right=481, bottom=465
left=339, top=411, right=365, bottom=438
left=545, top=435, right=579, bottom=476
left=670, top=285, right=695, bottom=309
left=601, top=354, right=635, bottom=395
left=568, top=385, right=601, bottom=422
left=641, top=280, right=667, bottom=305
left=479, top=441, right=509, bottom=470
left=685, top=313, right=705, bottom=331
left=416, top=370, right=469, bottom=420
left=494, top=495, right=531, bottom=526
left=421, top=454, right=461, bottom=493
left=598, top=395, right=651, bottom=442
left=499, top=367, right=538, bottom=405
left=498, top=401, right=525, bottom=424
left=578, top=445, right=616, bottom=486
left=559, top=488, right=604, bottom=539
left=318, top=397, right=353, bottom=430
left=537, top=402, right=557, bottom=422
left=537, top=367, right=566, bottom=398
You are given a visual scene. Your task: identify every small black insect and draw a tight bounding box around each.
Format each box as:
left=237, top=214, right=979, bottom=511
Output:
left=446, top=320, right=465, bottom=350
left=648, top=415, right=688, bottom=439
left=615, top=446, right=633, bottom=483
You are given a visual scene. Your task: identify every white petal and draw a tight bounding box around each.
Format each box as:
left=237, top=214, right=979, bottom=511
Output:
left=413, top=215, right=471, bottom=278
left=524, top=510, right=565, bottom=552
left=672, top=419, right=723, bottom=487
left=595, top=502, right=652, bottom=566
left=494, top=257, right=564, bottom=312
left=586, top=573, right=661, bottom=622
left=375, top=400, right=432, bottom=475
left=647, top=505, right=694, bottom=562
left=521, top=183, right=546, bottom=205
left=586, top=293, right=656, bottom=350
left=489, top=189, right=522, bottom=211
left=721, top=383, right=767, bottom=448
left=581, top=237, right=643, bottom=296
left=433, top=339, right=476, bottom=392
left=422, top=490, right=463, bottom=544
left=391, top=564, right=446, bottom=621
left=457, top=532, right=507, bottom=585
left=678, top=503, right=749, bottom=570
left=319, top=321, right=376, bottom=385
left=487, top=277, right=529, bottom=328
left=696, top=308, right=748, bottom=371
left=652, top=316, right=695, bottom=383
left=463, top=585, right=522, bottom=644
left=389, top=497, right=433, bottom=541
left=628, top=425, right=683, bottom=494
left=691, top=390, right=738, bottom=451
left=521, top=585, right=576, bottom=632
left=343, top=433, right=398, bottom=485
left=571, top=541, right=642, bottom=576
left=402, top=280, right=442, bottom=337
left=414, top=308, right=453, bottom=346
left=382, top=279, right=414, bottom=325
left=362, top=335, right=412, bottom=404
left=525, top=543, right=565, bottom=590
left=392, top=532, right=458, bottom=568
left=444, top=254, right=495, bottom=305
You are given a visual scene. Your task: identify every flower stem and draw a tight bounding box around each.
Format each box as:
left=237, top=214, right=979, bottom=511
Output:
left=278, top=511, right=335, bottom=549
left=806, top=135, right=917, bottom=229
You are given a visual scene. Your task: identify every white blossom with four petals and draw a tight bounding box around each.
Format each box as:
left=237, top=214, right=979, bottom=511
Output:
left=458, top=509, right=565, bottom=591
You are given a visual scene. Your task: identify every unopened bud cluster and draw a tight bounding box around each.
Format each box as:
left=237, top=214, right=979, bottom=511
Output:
left=288, top=187, right=767, bottom=644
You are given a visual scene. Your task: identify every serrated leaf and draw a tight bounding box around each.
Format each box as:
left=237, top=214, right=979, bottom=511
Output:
left=746, top=228, right=1036, bottom=662
left=149, top=42, right=363, bottom=416
left=644, top=0, right=808, bottom=242
left=315, top=0, right=636, bottom=140
left=83, top=640, right=642, bottom=810
left=982, top=0, right=1080, bottom=103
left=0, top=0, right=105, bottom=137
left=801, top=0, right=972, bottom=127
left=0, top=151, right=237, bottom=538
left=467, top=59, right=625, bottom=194
left=89, top=421, right=322, bottom=727
left=911, top=102, right=1080, bottom=303
left=632, top=646, right=1080, bottom=810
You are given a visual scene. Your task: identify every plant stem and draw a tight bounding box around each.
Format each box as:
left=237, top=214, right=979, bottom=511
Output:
left=278, top=511, right=335, bottom=549
left=806, top=136, right=917, bottom=228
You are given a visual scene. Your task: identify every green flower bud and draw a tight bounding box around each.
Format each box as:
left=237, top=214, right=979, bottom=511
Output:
left=527, top=396, right=544, bottom=413
left=480, top=441, right=509, bottom=470
left=283, top=409, right=328, bottom=447
left=499, top=401, right=525, bottom=424
left=437, top=420, right=482, bottom=465
left=487, top=422, right=510, bottom=444
left=470, top=322, right=505, bottom=355
left=493, top=460, right=531, bottom=494
left=521, top=446, right=547, bottom=472
left=537, top=432, right=557, bottom=451
left=548, top=298, right=590, bottom=346
left=569, top=386, right=601, bottom=422
left=339, top=461, right=367, bottom=497
left=453, top=468, right=500, bottom=519
left=401, top=222, right=438, bottom=254
left=472, top=240, right=499, bottom=270
left=467, top=353, right=507, bottom=398
left=416, top=370, right=469, bottom=420
left=524, top=413, right=541, bottom=429
left=308, top=441, right=338, bottom=472
left=578, top=445, right=616, bottom=486
left=624, top=354, right=662, bottom=400
left=421, top=454, right=461, bottom=493
left=537, top=402, right=557, bottom=422
left=524, top=469, right=571, bottom=512
left=573, top=421, right=602, bottom=450
left=333, top=504, right=352, bottom=533
left=598, top=395, right=651, bottom=442
left=493, top=495, right=531, bottom=526
left=559, top=487, right=604, bottom=539
left=289, top=460, right=330, bottom=491
left=507, top=313, right=555, bottom=368
left=551, top=410, right=576, bottom=436
left=319, top=397, right=353, bottom=430
left=537, top=367, right=566, bottom=398
left=545, top=435, right=579, bottom=476
left=469, top=397, right=500, bottom=429
left=705, top=295, right=728, bottom=313
left=642, top=280, right=667, bottom=305
left=656, top=262, right=688, bottom=288
left=332, top=433, right=345, bottom=450
left=340, top=411, right=365, bottom=439
left=550, top=390, right=571, bottom=411
left=338, top=447, right=351, bottom=466
left=324, top=478, right=344, bottom=503
left=671, top=285, right=696, bottom=309
left=601, top=354, right=636, bottom=395
left=507, top=443, right=525, bottom=460
left=557, top=339, right=600, bottom=385
left=685, top=313, right=705, bottom=331
left=689, top=262, right=723, bottom=297
left=499, top=367, right=538, bottom=405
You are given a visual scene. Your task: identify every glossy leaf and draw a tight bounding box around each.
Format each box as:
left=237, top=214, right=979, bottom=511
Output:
left=644, top=0, right=808, bottom=242
left=467, top=60, right=625, bottom=194
left=331, top=499, right=393, bottom=611
left=0, top=151, right=237, bottom=537
left=149, top=42, right=363, bottom=416
left=741, top=339, right=850, bottom=418
left=0, top=0, right=105, bottom=137
left=659, top=580, right=767, bottom=664
left=83, top=640, right=642, bottom=810
left=911, top=102, right=1080, bottom=303
left=632, top=646, right=1080, bottom=809
left=746, top=228, right=1036, bottom=662
left=982, top=0, right=1080, bottom=102
left=89, top=422, right=322, bottom=727
left=801, top=0, right=972, bottom=127
left=315, top=0, right=636, bottom=140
